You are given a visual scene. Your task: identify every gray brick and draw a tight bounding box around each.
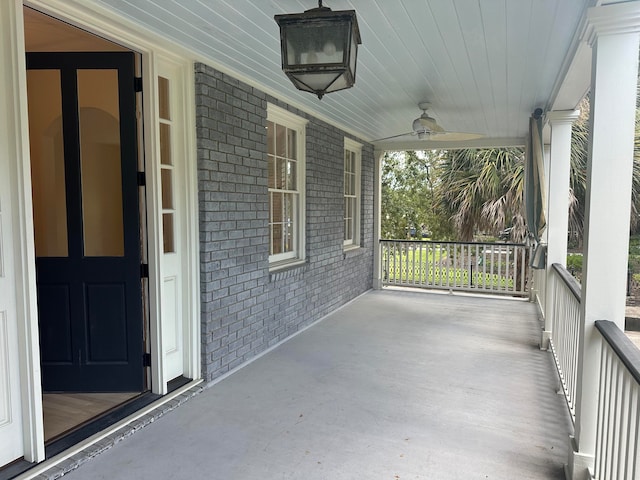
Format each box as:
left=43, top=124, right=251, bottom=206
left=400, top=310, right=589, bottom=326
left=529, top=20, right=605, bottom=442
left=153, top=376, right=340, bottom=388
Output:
left=196, top=62, right=373, bottom=382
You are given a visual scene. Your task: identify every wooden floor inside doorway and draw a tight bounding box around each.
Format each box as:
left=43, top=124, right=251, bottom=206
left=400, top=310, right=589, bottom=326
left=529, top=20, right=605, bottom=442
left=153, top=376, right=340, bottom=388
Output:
left=43, top=392, right=140, bottom=442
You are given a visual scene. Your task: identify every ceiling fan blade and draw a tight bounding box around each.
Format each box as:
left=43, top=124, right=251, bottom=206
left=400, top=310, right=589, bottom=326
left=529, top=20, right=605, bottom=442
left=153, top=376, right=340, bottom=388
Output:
left=373, top=98, right=486, bottom=143
left=371, top=131, right=415, bottom=142
left=372, top=130, right=485, bottom=143
left=428, top=131, right=485, bottom=141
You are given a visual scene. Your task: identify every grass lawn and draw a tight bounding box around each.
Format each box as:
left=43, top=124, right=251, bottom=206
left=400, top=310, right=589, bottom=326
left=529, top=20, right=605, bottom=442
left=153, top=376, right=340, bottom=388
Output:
left=384, top=244, right=517, bottom=289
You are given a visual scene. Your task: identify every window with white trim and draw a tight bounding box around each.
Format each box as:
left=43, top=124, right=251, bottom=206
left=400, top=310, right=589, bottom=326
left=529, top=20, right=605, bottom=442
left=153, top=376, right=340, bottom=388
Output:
left=267, top=105, right=307, bottom=267
left=344, top=138, right=361, bottom=248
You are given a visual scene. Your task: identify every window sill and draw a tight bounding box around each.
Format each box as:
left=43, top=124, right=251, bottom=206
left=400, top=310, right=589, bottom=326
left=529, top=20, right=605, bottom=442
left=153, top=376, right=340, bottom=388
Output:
left=343, top=245, right=363, bottom=258
left=269, top=259, right=308, bottom=282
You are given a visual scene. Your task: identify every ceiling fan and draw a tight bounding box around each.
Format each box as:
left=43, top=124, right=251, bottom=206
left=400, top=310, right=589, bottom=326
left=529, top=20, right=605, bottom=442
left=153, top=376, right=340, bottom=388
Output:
left=372, top=102, right=484, bottom=142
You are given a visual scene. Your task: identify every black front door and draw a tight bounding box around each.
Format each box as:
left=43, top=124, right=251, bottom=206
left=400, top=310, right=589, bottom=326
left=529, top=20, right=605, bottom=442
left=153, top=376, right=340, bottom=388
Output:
left=27, top=52, right=144, bottom=392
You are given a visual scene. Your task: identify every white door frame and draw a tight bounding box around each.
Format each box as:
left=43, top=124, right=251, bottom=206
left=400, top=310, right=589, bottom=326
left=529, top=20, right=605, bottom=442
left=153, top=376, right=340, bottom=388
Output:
left=1, top=0, right=200, bottom=464
left=1, top=1, right=45, bottom=464
left=153, top=56, right=201, bottom=389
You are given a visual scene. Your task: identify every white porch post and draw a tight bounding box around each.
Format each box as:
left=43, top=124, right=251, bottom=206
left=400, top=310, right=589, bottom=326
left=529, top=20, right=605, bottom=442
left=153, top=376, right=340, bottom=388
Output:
left=567, top=3, right=640, bottom=479
left=372, top=149, right=384, bottom=289
left=541, top=110, right=580, bottom=350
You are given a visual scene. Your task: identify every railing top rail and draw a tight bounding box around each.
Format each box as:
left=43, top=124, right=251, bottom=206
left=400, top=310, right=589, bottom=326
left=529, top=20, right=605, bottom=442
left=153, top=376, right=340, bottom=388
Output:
left=551, top=263, right=581, bottom=303
left=379, top=239, right=528, bottom=248
left=595, top=320, right=640, bottom=385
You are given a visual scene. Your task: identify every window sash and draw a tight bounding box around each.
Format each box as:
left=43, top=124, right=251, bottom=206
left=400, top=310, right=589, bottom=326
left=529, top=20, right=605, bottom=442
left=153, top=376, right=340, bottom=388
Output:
left=267, top=105, right=307, bottom=266
left=343, top=142, right=361, bottom=247
left=269, top=190, right=297, bottom=259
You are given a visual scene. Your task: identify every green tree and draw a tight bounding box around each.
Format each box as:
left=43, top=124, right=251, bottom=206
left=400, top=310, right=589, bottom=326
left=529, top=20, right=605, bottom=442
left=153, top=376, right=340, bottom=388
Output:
left=381, top=151, right=445, bottom=239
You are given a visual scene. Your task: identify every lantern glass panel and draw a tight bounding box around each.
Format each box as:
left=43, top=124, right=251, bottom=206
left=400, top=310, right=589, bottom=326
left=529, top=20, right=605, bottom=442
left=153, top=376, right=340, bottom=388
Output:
left=324, top=73, right=349, bottom=93
left=292, top=72, right=342, bottom=91
left=349, top=34, right=358, bottom=75
left=285, top=22, right=348, bottom=66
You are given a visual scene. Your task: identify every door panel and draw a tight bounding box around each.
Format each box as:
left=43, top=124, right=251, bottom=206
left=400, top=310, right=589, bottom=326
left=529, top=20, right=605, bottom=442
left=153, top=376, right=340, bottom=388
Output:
left=86, top=283, right=128, bottom=361
left=27, top=52, right=143, bottom=392
left=0, top=103, right=25, bottom=467
left=0, top=309, right=24, bottom=465
left=37, top=284, right=72, bottom=363
left=162, top=275, right=181, bottom=380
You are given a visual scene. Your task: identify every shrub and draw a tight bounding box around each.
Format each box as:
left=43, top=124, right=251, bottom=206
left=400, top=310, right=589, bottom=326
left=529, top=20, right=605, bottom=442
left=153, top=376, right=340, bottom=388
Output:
left=566, top=253, right=583, bottom=272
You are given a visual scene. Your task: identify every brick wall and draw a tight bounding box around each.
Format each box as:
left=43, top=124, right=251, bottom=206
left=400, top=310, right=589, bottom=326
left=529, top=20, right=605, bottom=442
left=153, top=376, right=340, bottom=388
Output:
left=195, top=63, right=375, bottom=382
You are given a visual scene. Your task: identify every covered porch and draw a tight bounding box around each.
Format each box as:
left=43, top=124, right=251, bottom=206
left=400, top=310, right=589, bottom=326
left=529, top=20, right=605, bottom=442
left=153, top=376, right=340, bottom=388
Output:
left=45, top=289, right=570, bottom=479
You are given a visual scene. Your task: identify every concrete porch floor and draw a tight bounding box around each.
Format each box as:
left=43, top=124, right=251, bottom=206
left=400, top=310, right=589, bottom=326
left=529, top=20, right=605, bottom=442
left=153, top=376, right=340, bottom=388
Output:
left=62, top=289, right=572, bottom=480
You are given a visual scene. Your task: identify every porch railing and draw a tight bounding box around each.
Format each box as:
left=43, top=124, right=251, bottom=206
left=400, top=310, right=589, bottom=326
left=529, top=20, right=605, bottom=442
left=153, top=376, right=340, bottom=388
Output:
left=380, top=239, right=530, bottom=297
left=548, top=263, right=582, bottom=422
left=546, top=263, right=640, bottom=479
left=594, top=321, right=640, bottom=480
left=532, top=266, right=546, bottom=316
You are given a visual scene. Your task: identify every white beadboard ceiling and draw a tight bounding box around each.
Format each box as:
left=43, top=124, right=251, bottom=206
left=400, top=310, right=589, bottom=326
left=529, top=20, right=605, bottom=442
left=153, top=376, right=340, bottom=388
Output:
left=84, top=0, right=598, bottom=149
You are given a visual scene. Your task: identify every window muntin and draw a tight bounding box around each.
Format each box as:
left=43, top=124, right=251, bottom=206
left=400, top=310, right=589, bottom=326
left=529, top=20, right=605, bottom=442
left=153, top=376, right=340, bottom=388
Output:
left=267, top=105, right=307, bottom=266
left=159, top=76, right=176, bottom=253
left=344, top=138, right=361, bottom=248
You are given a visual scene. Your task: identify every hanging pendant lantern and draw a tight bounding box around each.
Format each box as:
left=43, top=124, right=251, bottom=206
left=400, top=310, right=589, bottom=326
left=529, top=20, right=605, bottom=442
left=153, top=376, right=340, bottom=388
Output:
left=275, top=1, right=362, bottom=99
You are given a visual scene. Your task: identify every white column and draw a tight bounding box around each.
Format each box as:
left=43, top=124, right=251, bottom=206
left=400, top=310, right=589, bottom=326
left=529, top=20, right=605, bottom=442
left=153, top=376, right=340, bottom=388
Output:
left=541, top=110, right=580, bottom=350
left=567, top=3, right=640, bottom=479
left=372, top=150, right=384, bottom=289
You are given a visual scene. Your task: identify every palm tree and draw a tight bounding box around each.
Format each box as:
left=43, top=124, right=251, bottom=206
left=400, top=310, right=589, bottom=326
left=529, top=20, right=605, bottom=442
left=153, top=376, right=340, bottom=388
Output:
left=567, top=98, right=588, bottom=247
left=434, top=147, right=525, bottom=241
left=632, top=96, right=640, bottom=234
left=433, top=92, right=640, bottom=245
left=568, top=93, right=640, bottom=245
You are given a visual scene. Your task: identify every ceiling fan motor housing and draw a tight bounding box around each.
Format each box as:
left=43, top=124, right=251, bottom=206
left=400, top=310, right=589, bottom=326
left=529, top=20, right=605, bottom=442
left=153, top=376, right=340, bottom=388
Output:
left=413, top=113, right=441, bottom=132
